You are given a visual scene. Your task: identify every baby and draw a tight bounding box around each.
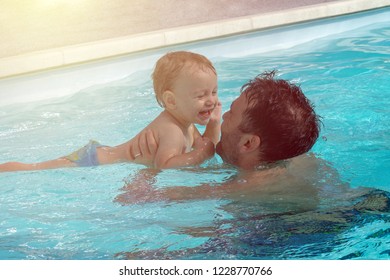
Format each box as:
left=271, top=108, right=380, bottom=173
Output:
left=0, top=51, right=221, bottom=172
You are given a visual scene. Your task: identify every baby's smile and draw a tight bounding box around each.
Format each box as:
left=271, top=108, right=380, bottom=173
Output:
left=198, top=109, right=212, bottom=121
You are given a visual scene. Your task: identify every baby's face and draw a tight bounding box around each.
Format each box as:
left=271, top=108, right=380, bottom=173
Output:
left=171, top=65, right=218, bottom=126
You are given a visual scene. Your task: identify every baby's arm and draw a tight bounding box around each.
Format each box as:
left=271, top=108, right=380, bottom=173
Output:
left=154, top=127, right=214, bottom=169
left=202, top=101, right=221, bottom=145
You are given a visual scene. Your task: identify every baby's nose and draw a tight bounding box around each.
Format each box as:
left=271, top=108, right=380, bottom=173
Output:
left=206, top=96, right=215, bottom=106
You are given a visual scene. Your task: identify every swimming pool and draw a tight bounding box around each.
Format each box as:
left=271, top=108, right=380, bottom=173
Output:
left=0, top=8, right=389, bottom=260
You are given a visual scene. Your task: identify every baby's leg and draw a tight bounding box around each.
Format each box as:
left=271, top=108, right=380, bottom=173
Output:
left=0, top=158, right=75, bottom=172
left=31, top=158, right=77, bottom=170
left=1, top=140, right=106, bottom=172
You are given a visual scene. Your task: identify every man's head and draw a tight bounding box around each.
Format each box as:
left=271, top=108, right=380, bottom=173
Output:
left=216, top=71, right=320, bottom=169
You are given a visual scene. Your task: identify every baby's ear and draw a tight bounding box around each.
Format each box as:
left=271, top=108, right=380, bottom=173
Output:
left=162, top=90, right=176, bottom=110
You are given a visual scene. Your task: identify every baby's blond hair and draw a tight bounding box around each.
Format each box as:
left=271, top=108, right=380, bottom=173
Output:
left=152, top=51, right=216, bottom=107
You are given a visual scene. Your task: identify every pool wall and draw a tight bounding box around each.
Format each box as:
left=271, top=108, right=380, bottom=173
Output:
left=0, top=0, right=389, bottom=107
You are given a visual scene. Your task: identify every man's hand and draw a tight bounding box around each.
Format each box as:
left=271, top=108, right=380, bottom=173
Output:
left=129, top=129, right=158, bottom=165
left=115, top=186, right=163, bottom=205
left=115, top=168, right=161, bottom=204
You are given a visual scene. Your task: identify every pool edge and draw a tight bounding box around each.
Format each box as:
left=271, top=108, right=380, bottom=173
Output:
left=0, top=0, right=389, bottom=79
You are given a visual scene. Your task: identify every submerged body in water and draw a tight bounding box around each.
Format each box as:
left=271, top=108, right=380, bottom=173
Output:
left=115, top=154, right=390, bottom=259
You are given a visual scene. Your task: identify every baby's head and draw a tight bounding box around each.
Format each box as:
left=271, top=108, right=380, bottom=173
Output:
left=152, top=51, right=216, bottom=107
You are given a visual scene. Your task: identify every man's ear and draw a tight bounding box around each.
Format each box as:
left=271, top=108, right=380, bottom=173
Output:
left=162, top=90, right=176, bottom=110
left=238, top=134, right=261, bottom=153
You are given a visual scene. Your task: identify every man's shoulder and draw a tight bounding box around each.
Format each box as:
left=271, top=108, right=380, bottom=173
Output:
left=288, top=153, right=321, bottom=171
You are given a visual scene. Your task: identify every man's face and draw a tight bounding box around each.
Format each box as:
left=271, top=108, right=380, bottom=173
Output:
left=216, top=93, right=248, bottom=165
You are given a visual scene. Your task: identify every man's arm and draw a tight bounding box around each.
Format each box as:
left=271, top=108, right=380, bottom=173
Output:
left=115, top=180, right=228, bottom=205
left=115, top=156, right=322, bottom=205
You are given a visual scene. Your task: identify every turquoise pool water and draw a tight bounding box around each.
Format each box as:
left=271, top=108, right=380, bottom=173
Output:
left=0, top=9, right=389, bottom=259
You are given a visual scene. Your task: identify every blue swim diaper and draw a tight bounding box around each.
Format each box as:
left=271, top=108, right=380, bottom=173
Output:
left=65, top=140, right=102, bottom=167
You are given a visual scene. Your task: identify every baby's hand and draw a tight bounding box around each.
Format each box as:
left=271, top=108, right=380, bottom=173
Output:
left=203, top=101, right=221, bottom=145
left=210, top=101, right=222, bottom=124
